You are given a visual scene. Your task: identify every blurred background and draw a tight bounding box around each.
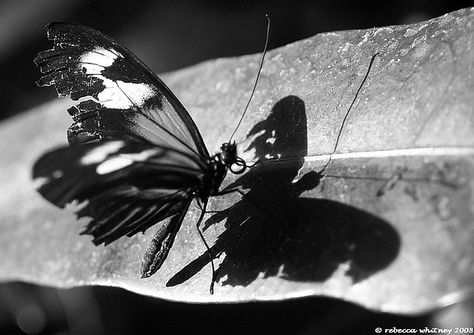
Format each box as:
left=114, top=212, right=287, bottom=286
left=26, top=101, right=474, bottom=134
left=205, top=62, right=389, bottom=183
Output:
left=1, top=0, right=473, bottom=334
left=1, top=0, right=473, bottom=121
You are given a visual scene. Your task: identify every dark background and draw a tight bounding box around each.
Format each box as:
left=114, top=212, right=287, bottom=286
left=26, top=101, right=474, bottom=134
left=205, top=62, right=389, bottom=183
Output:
left=0, top=0, right=473, bottom=121
left=1, top=0, right=473, bottom=334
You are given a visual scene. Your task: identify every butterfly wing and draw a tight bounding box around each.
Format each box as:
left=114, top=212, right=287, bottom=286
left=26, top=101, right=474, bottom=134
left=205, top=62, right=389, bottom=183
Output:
left=33, top=140, right=205, bottom=246
left=34, top=22, right=209, bottom=159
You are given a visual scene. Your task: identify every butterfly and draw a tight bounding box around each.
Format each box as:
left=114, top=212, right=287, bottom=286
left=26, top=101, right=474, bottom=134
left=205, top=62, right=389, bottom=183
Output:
left=33, top=21, right=269, bottom=294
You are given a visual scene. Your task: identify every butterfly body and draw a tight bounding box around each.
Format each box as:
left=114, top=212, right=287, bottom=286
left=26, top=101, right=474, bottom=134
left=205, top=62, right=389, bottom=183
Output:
left=33, top=22, right=250, bottom=289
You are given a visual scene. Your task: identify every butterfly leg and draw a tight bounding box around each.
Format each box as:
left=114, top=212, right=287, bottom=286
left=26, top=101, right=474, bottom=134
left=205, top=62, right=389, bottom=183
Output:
left=195, top=198, right=216, bottom=294
left=196, top=198, right=221, bottom=214
left=215, top=187, right=289, bottom=230
left=216, top=187, right=265, bottom=210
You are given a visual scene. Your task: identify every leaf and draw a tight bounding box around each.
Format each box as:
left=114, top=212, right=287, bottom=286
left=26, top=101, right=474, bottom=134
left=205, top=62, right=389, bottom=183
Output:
left=1, top=8, right=473, bottom=314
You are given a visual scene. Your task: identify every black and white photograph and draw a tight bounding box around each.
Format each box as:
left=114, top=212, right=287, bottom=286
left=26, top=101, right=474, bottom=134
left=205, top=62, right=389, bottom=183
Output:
left=0, top=0, right=473, bottom=334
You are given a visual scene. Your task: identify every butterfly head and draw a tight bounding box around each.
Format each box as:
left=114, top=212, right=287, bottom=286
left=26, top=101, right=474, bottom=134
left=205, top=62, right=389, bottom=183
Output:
left=219, top=141, right=237, bottom=164
left=219, top=141, right=247, bottom=175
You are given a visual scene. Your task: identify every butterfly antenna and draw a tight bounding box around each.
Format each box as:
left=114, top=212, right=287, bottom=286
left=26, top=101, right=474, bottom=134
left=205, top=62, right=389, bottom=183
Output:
left=229, top=15, right=270, bottom=143
left=320, top=52, right=379, bottom=173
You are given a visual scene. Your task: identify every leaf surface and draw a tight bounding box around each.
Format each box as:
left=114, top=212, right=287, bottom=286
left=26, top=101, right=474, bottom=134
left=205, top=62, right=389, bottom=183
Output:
left=0, top=8, right=473, bottom=314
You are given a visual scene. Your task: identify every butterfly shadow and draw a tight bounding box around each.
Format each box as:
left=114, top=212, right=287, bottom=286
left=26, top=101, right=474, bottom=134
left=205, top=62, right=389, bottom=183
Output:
left=167, top=95, right=400, bottom=288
